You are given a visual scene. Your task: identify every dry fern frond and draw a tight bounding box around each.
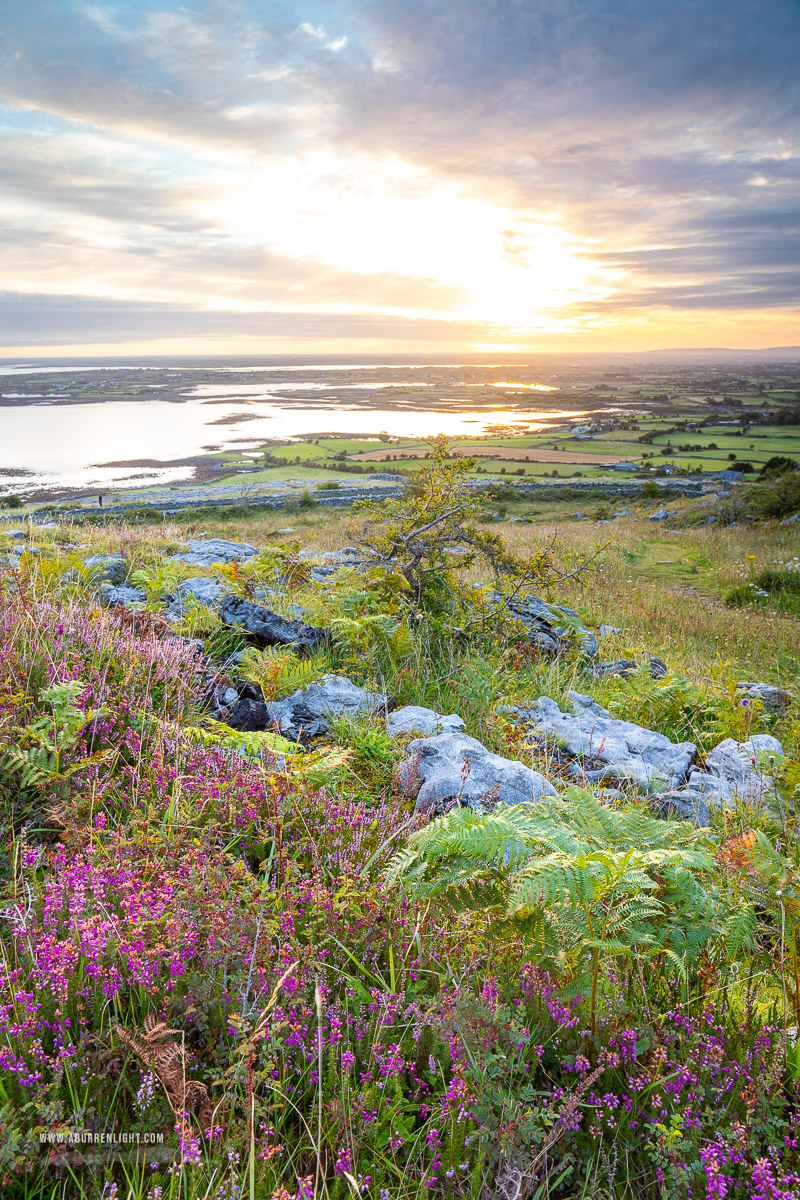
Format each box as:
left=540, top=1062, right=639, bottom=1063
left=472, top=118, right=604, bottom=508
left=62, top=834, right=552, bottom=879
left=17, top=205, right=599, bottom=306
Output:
left=116, top=1014, right=211, bottom=1121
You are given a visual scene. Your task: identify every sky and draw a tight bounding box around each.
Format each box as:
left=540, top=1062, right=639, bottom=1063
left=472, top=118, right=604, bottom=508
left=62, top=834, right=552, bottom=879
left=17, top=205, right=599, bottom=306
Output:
left=1, top=0, right=799, bottom=356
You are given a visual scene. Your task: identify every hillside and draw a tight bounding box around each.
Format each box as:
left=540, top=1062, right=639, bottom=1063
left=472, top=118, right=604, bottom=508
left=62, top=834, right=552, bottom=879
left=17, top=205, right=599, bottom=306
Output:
left=1, top=449, right=799, bottom=1200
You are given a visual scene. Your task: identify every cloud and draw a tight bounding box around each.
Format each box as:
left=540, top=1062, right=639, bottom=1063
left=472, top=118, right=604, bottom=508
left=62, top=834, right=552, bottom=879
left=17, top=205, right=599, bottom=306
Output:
left=0, top=291, right=500, bottom=345
left=0, top=0, right=798, bottom=347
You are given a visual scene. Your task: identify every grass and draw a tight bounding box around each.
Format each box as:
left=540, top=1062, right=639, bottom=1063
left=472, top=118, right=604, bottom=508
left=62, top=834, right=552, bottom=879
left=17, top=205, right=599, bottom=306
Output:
left=2, top=469, right=799, bottom=1199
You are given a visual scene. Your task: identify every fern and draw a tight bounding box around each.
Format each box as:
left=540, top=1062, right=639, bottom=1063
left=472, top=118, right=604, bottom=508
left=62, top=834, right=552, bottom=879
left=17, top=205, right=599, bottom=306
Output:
left=389, top=788, right=728, bottom=1030
left=184, top=718, right=297, bottom=759
left=330, top=613, right=414, bottom=664
left=1, top=679, right=111, bottom=788
left=183, top=718, right=351, bottom=784
left=129, top=563, right=189, bottom=601
left=237, top=646, right=328, bottom=701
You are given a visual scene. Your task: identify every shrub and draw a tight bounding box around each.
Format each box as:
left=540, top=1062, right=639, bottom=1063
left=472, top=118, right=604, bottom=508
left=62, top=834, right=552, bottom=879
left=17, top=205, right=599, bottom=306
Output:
left=349, top=436, right=596, bottom=609
left=761, top=454, right=798, bottom=476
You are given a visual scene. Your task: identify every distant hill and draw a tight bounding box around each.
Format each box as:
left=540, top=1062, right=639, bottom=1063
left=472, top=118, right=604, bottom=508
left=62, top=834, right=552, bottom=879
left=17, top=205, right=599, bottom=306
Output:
left=633, top=346, right=800, bottom=362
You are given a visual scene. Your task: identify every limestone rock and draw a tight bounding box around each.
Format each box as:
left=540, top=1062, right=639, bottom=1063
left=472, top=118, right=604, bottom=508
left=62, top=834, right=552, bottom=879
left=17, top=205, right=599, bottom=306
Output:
left=227, top=698, right=272, bottom=732
left=218, top=594, right=328, bottom=653
left=397, top=731, right=557, bottom=814
left=598, top=624, right=622, bottom=639
left=501, top=593, right=598, bottom=658
left=82, top=554, right=128, bottom=583
left=735, top=681, right=790, bottom=712
left=652, top=790, right=712, bottom=828
left=591, top=656, right=668, bottom=680
left=266, top=674, right=387, bottom=742
left=506, top=691, right=696, bottom=792
left=686, top=734, right=784, bottom=807
left=171, top=538, right=259, bottom=568
left=164, top=576, right=228, bottom=620
left=387, top=706, right=465, bottom=738
left=99, top=583, right=146, bottom=608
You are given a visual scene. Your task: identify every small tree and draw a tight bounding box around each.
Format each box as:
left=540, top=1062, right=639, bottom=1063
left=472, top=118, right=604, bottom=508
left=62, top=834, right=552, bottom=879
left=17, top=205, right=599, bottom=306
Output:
left=349, top=435, right=598, bottom=609
left=761, top=455, right=797, bottom=477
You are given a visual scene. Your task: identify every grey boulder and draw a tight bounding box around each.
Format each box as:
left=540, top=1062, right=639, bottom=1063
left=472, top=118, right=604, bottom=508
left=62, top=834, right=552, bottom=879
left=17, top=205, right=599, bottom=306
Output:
left=397, top=732, right=557, bottom=814
left=649, top=508, right=670, bottom=521
left=502, top=593, right=598, bottom=658
left=218, top=594, right=328, bottom=653
left=685, top=734, right=784, bottom=807
left=164, top=576, right=228, bottom=620
left=598, top=624, right=622, bottom=639
left=387, top=706, right=465, bottom=738
left=591, top=656, right=668, bottom=680
left=227, top=698, right=272, bottom=732
left=507, top=691, right=696, bottom=792
left=0, top=529, right=26, bottom=540
left=736, top=681, right=790, bottom=712
left=171, top=538, right=259, bottom=568
left=297, top=546, right=365, bottom=581
left=652, top=790, right=712, bottom=828
left=82, top=554, right=128, bottom=583
left=266, top=674, right=387, bottom=741
left=99, top=582, right=146, bottom=608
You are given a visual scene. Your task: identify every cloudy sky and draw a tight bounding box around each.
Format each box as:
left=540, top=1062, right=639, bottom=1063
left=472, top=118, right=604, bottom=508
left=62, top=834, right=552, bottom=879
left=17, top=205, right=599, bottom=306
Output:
left=1, top=0, right=799, bottom=355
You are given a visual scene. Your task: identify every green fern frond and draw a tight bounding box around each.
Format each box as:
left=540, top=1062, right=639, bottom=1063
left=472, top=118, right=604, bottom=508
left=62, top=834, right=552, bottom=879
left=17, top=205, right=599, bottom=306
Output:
left=237, top=645, right=328, bottom=701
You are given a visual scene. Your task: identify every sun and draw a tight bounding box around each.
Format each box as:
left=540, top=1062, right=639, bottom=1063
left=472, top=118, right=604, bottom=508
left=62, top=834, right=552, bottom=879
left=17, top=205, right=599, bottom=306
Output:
left=199, top=151, right=620, bottom=329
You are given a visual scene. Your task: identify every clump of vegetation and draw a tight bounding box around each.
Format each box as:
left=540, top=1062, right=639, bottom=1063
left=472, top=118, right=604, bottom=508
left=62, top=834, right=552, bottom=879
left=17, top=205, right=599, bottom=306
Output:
left=726, top=562, right=800, bottom=616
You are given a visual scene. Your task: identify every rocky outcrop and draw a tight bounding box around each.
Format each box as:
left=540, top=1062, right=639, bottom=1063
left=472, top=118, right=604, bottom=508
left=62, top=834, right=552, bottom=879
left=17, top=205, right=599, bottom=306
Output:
left=163, top=576, right=228, bottom=620
left=171, top=538, right=259, bottom=568
left=590, top=656, right=668, bottom=680
left=218, top=594, right=328, bottom=653
left=265, top=674, right=387, bottom=742
left=504, top=692, right=785, bottom=825
left=493, top=593, right=598, bottom=657
left=99, top=583, right=146, bottom=607
left=296, top=547, right=366, bottom=581
left=735, top=681, right=790, bottom=712
left=387, top=706, right=465, bottom=738
left=652, top=790, right=712, bottom=828
left=598, top=623, right=622, bottom=639
left=82, top=554, right=128, bottom=583
left=505, top=692, right=696, bottom=791
left=397, top=731, right=557, bottom=815
left=684, top=734, right=784, bottom=807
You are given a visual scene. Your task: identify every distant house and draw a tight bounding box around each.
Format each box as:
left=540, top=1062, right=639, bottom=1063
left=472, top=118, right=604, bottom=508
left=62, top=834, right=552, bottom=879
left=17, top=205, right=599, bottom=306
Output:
left=612, top=462, right=639, bottom=472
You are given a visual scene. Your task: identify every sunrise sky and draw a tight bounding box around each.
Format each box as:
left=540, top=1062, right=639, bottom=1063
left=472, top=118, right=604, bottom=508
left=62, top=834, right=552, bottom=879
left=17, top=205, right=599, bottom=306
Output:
left=1, top=0, right=799, bottom=356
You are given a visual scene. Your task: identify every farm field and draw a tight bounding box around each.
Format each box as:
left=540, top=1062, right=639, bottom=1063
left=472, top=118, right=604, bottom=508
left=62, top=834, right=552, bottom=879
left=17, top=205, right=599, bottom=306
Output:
left=209, top=411, right=800, bottom=486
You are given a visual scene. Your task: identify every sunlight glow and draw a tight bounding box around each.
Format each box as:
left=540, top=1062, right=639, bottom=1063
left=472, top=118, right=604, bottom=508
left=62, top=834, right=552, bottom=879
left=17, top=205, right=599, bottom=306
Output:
left=492, top=381, right=560, bottom=391
left=201, top=152, right=620, bottom=328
